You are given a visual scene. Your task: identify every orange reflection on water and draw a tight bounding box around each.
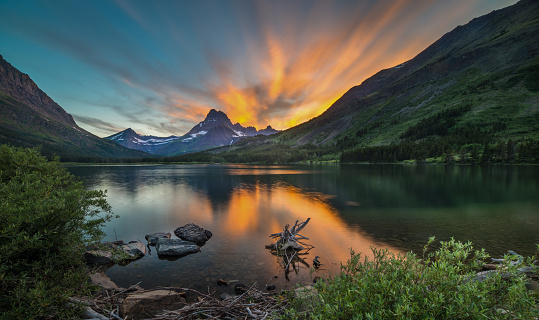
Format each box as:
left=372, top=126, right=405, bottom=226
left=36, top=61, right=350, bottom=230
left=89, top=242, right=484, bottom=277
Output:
left=223, top=182, right=402, bottom=267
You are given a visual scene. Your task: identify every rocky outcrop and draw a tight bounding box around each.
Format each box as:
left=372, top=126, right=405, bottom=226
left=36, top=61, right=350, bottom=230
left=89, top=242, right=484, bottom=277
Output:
left=174, top=223, right=212, bottom=246
left=119, top=290, right=186, bottom=320
left=145, top=232, right=172, bottom=246
left=0, top=55, right=76, bottom=126
left=155, top=238, right=200, bottom=256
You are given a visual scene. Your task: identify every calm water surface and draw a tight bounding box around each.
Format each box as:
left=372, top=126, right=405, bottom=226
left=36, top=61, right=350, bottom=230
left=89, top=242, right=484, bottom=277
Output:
left=67, top=164, right=539, bottom=292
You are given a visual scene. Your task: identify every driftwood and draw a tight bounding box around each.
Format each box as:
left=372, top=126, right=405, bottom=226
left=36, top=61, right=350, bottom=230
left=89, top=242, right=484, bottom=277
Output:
left=71, top=282, right=287, bottom=319
left=266, top=218, right=314, bottom=275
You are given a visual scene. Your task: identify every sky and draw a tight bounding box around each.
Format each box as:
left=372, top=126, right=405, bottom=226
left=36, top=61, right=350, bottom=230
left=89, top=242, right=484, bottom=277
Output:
left=0, top=0, right=518, bottom=137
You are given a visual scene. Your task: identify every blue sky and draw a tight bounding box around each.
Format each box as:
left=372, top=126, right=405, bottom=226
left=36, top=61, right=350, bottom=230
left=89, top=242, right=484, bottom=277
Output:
left=0, top=0, right=517, bottom=137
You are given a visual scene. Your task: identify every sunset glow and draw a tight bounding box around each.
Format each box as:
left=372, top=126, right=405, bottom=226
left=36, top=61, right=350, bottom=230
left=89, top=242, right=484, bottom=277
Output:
left=0, top=0, right=517, bottom=136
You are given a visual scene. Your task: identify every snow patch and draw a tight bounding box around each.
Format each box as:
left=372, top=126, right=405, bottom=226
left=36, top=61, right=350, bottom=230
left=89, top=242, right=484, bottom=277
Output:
left=182, top=130, right=207, bottom=142
left=133, top=136, right=179, bottom=145
left=109, top=132, right=124, bottom=140
left=233, top=130, right=245, bottom=137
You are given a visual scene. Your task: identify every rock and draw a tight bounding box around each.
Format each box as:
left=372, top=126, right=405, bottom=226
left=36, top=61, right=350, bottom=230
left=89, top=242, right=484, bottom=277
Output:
left=145, top=232, right=171, bottom=246
left=119, top=290, right=186, bottom=320
left=217, top=279, right=228, bottom=286
left=156, top=238, right=200, bottom=256
left=119, top=240, right=147, bottom=258
left=88, top=272, right=118, bottom=290
left=234, top=283, right=249, bottom=294
left=84, top=250, right=115, bottom=265
left=266, top=285, right=276, bottom=291
left=525, top=280, right=539, bottom=294
left=174, top=223, right=213, bottom=246
left=482, top=264, right=498, bottom=270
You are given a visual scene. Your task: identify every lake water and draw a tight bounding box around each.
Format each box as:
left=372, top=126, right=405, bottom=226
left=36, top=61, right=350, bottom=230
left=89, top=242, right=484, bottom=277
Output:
left=67, top=164, right=539, bottom=292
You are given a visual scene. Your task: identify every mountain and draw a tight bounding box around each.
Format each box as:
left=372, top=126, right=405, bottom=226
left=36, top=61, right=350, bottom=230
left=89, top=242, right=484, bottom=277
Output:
left=276, top=0, right=539, bottom=148
left=105, top=128, right=178, bottom=154
left=0, top=55, right=150, bottom=160
left=107, top=109, right=279, bottom=156
left=193, top=0, right=538, bottom=164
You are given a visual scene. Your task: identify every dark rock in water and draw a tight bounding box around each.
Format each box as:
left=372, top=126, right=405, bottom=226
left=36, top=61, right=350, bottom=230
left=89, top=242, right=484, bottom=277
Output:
left=119, top=240, right=147, bottom=258
left=145, top=232, right=172, bottom=246
left=84, top=250, right=115, bottom=265
left=156, top=238, right=199, bottom=256
left=217, top=279, right=228, bottom=286
left=174, top=223, right=212, bottom=246
left=234, top=283, right=249, bottom=294
left=266, top=285, right=276, bottom=291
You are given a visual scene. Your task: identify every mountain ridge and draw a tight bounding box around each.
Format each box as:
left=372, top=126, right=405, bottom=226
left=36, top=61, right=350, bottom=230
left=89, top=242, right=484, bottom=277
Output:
left=0, top=55, right=150, bottom=160
left=276, top=0, right=539, bottom=147
left=106, top=108, right=279, bottom=156
left=195, top=0, right=538, bottom=164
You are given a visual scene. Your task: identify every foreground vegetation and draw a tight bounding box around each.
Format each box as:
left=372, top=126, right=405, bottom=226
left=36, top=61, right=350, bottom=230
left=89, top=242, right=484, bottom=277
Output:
left=284, top=238, right=538, bottom=319
left=1, top=145, right=537, bottom=319
left=0, top=145, right=114, bottom=318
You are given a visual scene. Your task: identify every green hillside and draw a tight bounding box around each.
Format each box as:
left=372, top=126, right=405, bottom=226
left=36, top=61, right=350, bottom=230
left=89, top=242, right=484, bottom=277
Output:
left=187, top=0, right=539, bottom=164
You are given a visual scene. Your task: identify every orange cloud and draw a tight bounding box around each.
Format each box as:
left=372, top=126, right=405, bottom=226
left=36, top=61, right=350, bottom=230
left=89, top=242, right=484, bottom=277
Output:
left=158, top=0, right=491, bottom=132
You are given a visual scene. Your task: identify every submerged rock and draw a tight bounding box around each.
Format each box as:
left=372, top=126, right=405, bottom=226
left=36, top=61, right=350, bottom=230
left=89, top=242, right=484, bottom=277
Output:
left=145, top=232, right=172, bottom=246
left=174, top=223, right=212, bottom=246
left=156, top=238, right=200, bottom=256
left=234, top=283, right=249, bottom=294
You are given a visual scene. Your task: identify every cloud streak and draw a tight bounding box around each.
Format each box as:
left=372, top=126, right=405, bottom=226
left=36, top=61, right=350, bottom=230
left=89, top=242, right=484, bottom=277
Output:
left=0, top=0, right=518, bottom=136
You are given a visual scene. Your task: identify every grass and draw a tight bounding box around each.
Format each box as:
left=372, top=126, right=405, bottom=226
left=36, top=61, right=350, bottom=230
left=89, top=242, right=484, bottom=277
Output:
left=283, top=238, right=538, bottom=319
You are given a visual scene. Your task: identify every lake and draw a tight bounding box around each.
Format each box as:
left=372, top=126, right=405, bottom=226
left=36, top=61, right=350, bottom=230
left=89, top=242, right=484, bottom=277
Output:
left=67, top=164, right=539, bottom=292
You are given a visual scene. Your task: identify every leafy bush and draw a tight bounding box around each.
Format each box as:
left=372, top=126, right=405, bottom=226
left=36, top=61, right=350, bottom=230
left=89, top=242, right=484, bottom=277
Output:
left=0, top=145, right=114, bottom=319
left=283, top=238, right=538, bottom=319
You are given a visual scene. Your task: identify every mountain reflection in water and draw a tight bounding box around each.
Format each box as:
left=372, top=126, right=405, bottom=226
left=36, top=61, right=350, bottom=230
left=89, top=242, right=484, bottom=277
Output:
left=67, top=164, right=539, bottom=291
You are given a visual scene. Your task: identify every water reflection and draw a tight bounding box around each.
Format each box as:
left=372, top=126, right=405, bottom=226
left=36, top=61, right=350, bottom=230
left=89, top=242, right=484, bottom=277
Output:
left=67, top=164, right=539, bottom=291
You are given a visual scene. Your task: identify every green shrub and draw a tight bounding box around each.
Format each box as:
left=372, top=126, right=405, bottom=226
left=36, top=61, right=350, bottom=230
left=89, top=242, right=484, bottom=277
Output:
left=0, top=145, right=114, bottom=319
left=284, top=237, right=538, bottom=319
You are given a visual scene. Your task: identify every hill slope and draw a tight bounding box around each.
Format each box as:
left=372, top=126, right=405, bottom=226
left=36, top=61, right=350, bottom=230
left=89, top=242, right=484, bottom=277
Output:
left=206, top=0, right=538, bottom=164
left=281, top=0, right=538, bottom=147
left=0, top=55, right=150, bottom=160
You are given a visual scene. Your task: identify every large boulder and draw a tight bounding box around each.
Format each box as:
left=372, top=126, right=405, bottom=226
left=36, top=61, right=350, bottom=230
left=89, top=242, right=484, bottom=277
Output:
left=145, top=232, right=171, bottom=246
left=173, top=223, right=212, bottom=246
left=119, top=290, right=186, bottom=320
left=156, top=238, right=200, bottom=256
